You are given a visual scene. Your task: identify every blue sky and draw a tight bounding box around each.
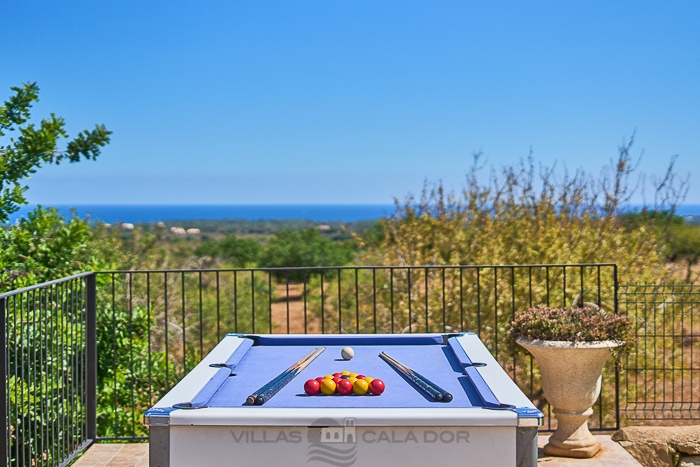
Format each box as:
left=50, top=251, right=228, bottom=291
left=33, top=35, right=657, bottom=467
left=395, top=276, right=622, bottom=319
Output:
left=2, top=1, right=699, bottom=205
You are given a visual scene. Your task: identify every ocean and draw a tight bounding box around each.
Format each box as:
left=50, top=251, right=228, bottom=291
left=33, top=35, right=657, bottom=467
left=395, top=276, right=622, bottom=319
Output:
left=9, top=204, right=397, bottom=223
left=7, top=203, right=700, bottom=224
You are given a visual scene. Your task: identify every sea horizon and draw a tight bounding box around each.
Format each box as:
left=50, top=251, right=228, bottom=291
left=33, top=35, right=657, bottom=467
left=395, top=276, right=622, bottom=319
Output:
left=7, top=203, right=700, bottom=224
left=9, top=204, right=398, bottom=223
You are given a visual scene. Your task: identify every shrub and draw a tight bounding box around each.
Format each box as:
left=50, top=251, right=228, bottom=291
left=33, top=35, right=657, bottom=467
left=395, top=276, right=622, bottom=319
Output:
left=357, top=138, right=687, bottom=343
left=0, top=206, right=92, bottom=290
left=506, top=305, right=635, bottom=357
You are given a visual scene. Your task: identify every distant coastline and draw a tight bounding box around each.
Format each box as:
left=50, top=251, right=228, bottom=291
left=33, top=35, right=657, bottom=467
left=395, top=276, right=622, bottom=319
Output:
left=9, top=204, right=397, bottom=223
left=7, top=203, right=700, bottom=224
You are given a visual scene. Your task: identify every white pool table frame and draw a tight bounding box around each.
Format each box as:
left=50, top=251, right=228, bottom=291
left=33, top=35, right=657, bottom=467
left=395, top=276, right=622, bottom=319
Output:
left=147, top=333, right=541, bottom=467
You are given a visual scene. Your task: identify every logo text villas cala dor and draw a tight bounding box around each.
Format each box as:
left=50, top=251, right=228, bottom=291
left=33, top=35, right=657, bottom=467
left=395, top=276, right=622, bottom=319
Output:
left=230, top=418, right=471, bottom=467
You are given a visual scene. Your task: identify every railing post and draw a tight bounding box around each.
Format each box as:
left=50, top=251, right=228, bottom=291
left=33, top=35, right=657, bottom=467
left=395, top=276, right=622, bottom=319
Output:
left=1, top=297, right=7, bottom=466
left=86, top=273, right=98, bottom=440
left=613, top=264, right=620, bottom=430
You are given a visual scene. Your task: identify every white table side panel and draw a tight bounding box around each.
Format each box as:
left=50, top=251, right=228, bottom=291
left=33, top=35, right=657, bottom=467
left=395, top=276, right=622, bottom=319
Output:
left=168, top=407, right=517, bottom=427
left=154, top=335, right=245, bottom=408
left=455, top=334, right=537, bottom=410
left=169, top=425, right=516, bottom=467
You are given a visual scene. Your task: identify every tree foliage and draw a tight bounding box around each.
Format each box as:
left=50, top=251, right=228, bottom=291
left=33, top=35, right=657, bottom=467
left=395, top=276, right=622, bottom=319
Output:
left=359, top=136, right=688, bottom=284
left=0, top=82, right=111, bottom=222
left=195, top=235, right=263, bottom=267
left=0, top=206, right=92, bottom=291
left=663, top=223, right=700, bottom=282
left=257, top=228, right=357, bottom=280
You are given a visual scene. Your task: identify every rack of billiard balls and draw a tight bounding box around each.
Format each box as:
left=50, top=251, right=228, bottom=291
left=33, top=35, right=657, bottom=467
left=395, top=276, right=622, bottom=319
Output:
left=304, top=371, right=385, bottom=396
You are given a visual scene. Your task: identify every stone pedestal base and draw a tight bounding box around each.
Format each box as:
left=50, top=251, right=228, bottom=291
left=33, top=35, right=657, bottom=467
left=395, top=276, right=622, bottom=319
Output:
left=544, top=408, right=601, bottom=458
left=544, top=442, right=602, bottom=458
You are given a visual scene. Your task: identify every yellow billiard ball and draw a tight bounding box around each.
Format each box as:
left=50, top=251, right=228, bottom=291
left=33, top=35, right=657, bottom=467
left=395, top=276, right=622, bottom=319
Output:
left=321, top=379, right=337, bottom=395
left=364, top=376, right=374, bottom=385
left=347, top=377, right=357, bottom=385
left=340, top=371, right=351, bottom=376
left=349, top=373, right=358, bottom=378
left=324, top=375, right=333, bottom=379
left=353, top=379, right=369, bottom=395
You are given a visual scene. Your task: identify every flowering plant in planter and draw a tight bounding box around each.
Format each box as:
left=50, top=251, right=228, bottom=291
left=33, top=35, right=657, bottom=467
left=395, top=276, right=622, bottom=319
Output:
left=506, top=305, right=635, bottom=458
left=506, top=305, right=635, bottom=357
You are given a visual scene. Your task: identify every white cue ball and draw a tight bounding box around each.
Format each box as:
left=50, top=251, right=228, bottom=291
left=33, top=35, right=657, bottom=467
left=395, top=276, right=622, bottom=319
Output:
left=341, top=347, right=354, bottom=360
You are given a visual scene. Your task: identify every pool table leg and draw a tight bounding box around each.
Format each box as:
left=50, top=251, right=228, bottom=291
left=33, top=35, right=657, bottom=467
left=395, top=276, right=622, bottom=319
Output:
left=149, top=425, right=170, bottom=467
left=516, top=427, right=538, bottom=467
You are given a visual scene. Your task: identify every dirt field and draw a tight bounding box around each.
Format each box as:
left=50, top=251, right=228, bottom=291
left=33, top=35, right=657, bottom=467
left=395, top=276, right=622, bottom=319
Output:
left=270, top=284, right=321, bottom=333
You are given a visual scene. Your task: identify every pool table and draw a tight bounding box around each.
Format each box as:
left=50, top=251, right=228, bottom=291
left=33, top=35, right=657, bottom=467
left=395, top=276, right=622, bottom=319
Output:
left=146, top=333, right=543, bottom=467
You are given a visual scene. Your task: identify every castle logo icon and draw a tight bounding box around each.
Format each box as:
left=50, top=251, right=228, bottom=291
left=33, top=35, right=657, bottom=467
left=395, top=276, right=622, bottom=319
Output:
left=308, top=418, right=357, bottom=466
left=320, top=418, right=356, bottom=444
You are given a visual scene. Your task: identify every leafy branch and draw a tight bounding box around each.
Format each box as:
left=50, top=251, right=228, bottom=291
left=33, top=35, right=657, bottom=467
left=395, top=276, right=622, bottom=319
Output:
left=0, top=82, right=112, bottom=222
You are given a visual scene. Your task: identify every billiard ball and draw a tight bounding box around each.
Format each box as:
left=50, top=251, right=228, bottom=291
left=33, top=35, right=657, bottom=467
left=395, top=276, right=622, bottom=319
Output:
left=356, top=375, right=365, bottom=379
left=332, top=377, right=342, bottom=385
left=340, top=375, right=349, bottom=379
left=364, top=376, right=374, bottom=385
left=340, top=371, right=351, bottom=376
left=341, top=347, right=354, bottom=360
left=315, top=377, right=326, bottom=385
left=324, top=375, right=333, bottom=379
left=320, top=379, right=337, bottom=395
left=369, top=379, right=385, bottom=395
left=353, top=379, right=369, bottom=395
left=347, top=377, right=357, bottom=385
left=349, top=373, right=358, bottom=378
left=304, top=379, right=320, bottom=395
left=333, top=373, right=341, bottom=378
left=337, top=379, right=353, bottom=395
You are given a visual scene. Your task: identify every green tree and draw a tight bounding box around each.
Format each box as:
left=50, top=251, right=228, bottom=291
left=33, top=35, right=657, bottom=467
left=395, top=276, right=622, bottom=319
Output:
left=0, top=82, right=115, bottom=464
left=0, top=82, right=111, bottom=222
left=195, top=235, right=262, bottom=267
left=664, top=223, right=700, bottom=282
left=0, top=82, right=112, bottom=291
left=258, top=228, right=357, bottom=280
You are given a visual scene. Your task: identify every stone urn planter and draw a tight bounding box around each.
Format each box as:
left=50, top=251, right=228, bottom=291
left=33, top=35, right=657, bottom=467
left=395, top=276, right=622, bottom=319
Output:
left=517, top=338, right=620, bottom=458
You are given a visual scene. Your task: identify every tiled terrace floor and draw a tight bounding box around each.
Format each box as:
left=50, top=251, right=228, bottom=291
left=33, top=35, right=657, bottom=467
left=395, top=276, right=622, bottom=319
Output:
left=72, top=435, right=642, bottom=467
left=72, top=443, right=148, bottom=467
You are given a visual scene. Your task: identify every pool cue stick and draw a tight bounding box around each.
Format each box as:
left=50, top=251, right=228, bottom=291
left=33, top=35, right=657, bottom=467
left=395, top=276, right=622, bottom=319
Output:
left=255, top=347, right=326, bottom=405
left=379, top=353, right=443, bottom=401
left=246, top=348, right=317, bottom=405
left=254, top=347, right=325, bottom=405
left=382, top=353, right=453, bottom=402
left=245, top=348, right=317, bottom=405
left=380, top=352, right=453, bottom=402
left=381, top=352, right=453, bottom=402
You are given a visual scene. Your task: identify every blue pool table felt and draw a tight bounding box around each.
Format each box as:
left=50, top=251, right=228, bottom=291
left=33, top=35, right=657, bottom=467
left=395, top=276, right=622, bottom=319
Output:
left=186, top=335, right=506, bottom=409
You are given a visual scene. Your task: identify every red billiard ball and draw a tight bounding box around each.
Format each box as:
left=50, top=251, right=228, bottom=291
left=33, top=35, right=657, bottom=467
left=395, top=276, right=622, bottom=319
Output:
left=356, top=375, right=365, bottom=379
left=369, top=379, right=385, bottom=395
left=304, top=379, right=320, bottom=395
left=332, top=376, right=342, bottom=385
left=315, top=377, right=326, bottom=385
left=336, top=379, right=353, bottom=395
left=333, top=373, right=342, bottom=377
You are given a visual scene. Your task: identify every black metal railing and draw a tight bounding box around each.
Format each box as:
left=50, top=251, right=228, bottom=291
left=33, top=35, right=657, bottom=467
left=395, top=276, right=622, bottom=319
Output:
left=1, top=272, right=96, bottom=467
left=93, top=263, right=620, bottom=440
left=4, top=264, right=700, bottom=467
left=619, top=284, right=700, bottom=420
